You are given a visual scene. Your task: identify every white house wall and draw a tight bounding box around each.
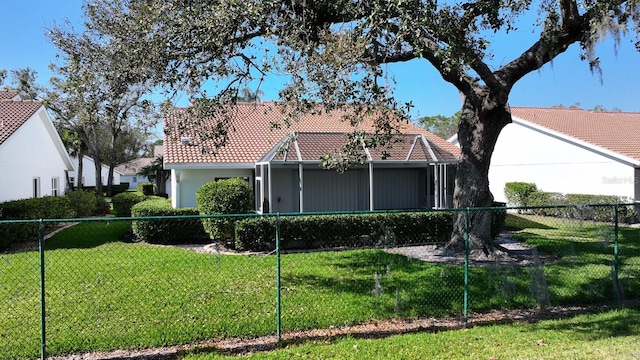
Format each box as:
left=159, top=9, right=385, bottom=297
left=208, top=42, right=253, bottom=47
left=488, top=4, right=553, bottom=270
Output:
left=490, top=121, right=636, bottom=202
left=0, top=111, right=71, bottom=202
left=69, top=156, right=121, bottom=188
left=170, top=168, right=254, bottom=208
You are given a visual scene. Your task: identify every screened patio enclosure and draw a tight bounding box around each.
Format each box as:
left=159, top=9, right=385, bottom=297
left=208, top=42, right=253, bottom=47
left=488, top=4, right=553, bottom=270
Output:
left=254, top=132, right=458, bottom=214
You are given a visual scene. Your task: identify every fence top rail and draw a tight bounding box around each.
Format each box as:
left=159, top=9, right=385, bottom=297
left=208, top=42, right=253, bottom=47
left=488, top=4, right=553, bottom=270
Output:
left=0, top=202, right=634, bottom=224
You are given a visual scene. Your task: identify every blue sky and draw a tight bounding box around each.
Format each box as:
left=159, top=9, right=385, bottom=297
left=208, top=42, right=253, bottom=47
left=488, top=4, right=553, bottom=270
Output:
left=2, top=0, right=639, bottom=119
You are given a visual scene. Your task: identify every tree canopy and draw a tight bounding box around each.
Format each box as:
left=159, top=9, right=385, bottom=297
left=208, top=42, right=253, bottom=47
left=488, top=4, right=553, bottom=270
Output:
left=78, top=0, right=640, bottom=256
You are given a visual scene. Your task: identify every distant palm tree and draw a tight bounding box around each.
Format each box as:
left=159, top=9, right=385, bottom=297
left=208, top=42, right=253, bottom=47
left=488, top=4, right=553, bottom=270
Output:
left=238, top=87, right=264, bottom=102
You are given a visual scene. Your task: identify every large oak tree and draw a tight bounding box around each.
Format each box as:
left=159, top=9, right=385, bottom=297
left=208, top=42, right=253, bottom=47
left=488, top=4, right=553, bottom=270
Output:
left=81, top=0, right=639, bottom=256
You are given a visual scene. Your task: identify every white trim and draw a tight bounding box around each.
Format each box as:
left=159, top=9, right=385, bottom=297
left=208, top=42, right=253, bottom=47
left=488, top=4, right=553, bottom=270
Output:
left=420, top=135, right=439, bottom=161
left=165, top=163, right=255, bottom=170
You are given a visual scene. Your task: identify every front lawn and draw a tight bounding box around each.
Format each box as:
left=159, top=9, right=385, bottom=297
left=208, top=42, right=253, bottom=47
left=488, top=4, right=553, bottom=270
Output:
left=0, top=214, right=638, bottom=358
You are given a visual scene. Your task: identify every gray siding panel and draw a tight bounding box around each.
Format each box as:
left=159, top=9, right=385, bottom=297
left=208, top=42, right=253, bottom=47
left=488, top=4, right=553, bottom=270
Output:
left=303, top=169, right=369, bottom=212
left=373, top=168, right=424, bottom=209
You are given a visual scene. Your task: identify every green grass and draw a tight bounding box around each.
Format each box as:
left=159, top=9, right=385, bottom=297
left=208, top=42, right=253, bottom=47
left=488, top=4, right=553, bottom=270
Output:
left=1, top=215, right=639, bottom=358
left=180, top=307, right=640, bottom=359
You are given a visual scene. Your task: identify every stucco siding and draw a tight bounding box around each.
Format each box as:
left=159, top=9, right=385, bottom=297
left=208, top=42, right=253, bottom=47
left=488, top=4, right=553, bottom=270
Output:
left=490, top=121, right=636, bottom=202
left=170, top=168, right=254, bottom=208
left=0, top=111, right=71, bottom=202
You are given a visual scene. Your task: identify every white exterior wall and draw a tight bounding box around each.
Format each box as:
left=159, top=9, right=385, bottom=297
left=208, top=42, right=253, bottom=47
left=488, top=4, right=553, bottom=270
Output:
left=490, top=121, right=637, bottom=203
left=0, top=109, right=73, bottom=202
left=69, top=156, right=121, bottom=188
left=170, top=168, right=254, bottom=208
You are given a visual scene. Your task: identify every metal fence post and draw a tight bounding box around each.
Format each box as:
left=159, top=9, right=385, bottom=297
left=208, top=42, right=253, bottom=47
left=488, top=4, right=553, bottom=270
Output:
left=38, top=219, right=46, bottom=360
left=464, top=208, right=470, bottom=323
left=275, top=213, right=282, bottom=342
left=613, top=204, right=620, bottom=305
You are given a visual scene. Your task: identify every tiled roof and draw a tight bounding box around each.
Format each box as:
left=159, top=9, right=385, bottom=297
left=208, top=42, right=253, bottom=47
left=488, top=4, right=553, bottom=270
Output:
left=0, top=99, right=43, bottom=146
left=164, top=102, right=460, bottom=166
left=266, top=132, right=458, bottom=163
left=114, top=157, right=156, bottom=175
left=511, top=107, right=640, bottom=162
left=0, top=89, right=20, bottom=100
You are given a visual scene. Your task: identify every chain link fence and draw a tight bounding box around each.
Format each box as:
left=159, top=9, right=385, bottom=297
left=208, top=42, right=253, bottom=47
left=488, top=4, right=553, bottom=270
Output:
left=1, top=203, right=638, bottom=359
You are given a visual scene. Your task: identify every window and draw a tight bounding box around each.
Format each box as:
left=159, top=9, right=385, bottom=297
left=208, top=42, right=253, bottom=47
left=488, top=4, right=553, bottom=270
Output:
left=52, top=177, right=59, bottom=196
left=33, top=177, right=41, bottom=198
left=133, top=176, right=138, bottom=183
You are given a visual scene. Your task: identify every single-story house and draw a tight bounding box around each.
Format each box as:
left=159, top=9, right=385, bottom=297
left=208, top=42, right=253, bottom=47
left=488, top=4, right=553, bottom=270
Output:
left=163, top=102, right=460, bottom=213
left=69, top=155, right=122, bottom=189
left=450, top=107, right=640, bottom=203
left=0, top=89, right=74, bottom=202
left=115, top=145, right=171, bottom=195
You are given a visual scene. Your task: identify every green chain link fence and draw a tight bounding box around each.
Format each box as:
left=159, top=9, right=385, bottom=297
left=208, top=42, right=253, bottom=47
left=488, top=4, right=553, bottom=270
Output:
left=0, top=203, right=638, bottom=359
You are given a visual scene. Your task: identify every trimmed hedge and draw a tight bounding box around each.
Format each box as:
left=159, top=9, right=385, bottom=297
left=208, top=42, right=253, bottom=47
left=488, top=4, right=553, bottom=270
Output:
left=504, top=182, right=538, bottom=207
left=112, top=192, right=146, bottom=217
left=65, top=190, right=98, bottom=217
left=528, top=192, right=638, bottom=223
left=0, top=196, right=74, bottom=250
left=131, top=199, right=209, bottom=244
left=235, top=212, right=453, bottom=252
left=196, top=178, right=254, bottom=245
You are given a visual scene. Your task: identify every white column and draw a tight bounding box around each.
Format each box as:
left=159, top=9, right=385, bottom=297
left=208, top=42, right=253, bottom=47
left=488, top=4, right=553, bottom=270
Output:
left=434, top=164, right=440, bottom=209
left=299, top=163, right=304, bottom=212
left=369, top=162, right=374, bottom=211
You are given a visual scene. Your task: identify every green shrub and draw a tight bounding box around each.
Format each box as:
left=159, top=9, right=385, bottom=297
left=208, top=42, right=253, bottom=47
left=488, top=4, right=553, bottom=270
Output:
left=526, top=192, right=637, bottom=223
left=504, top=182, right=538, bottom=207
left=196, top=178, right=254, bottom=246
left=95, top=195, right=109, bottom=215
left=0, top=197, right=74, bottom=250
left=131, top=199, right=208, bottom=244
left=65, top=190, right=97, bottom=217
left=136, top=182, right=152, bottom=193
left=112, top=192, right=146, bottom=217
left=491, top=202, right=507, bottom=238
left=235, top=211, right=453, bottom=252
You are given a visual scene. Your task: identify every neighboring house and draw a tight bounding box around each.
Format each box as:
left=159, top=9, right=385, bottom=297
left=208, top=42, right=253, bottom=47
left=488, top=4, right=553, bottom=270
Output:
left=115, top=145, right=171, bottom=195
left=450, top=107, right=640, bottom=203
left=164, top=102, right=460, bottom=212
left=69, top=155, right=122, bottom=188
left=0, top=89, right=74, bottom=202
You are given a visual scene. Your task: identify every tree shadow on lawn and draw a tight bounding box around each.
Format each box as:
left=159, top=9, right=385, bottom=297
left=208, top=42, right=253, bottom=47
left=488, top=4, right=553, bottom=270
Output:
left=505, top=214, right=555, bottom=231
left=45, top=220, right=132, bottom=250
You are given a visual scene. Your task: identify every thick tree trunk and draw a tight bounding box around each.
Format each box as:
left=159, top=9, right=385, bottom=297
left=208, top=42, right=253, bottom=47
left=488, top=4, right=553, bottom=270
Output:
left=445, top=90, right=511, bottom=257
left=93, top=157, right=104, bottom=195
left=106, top=165, right=115, bottom=197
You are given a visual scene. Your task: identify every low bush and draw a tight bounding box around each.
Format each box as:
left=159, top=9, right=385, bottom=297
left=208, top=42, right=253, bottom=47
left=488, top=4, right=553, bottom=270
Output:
left=65, top=190, right=97, bottom=217
left=235, top=211, right=453, bottom=252
left=527, top=192, right=638, bottom=223
left=95, top=195, right=110, bottom=215
left=491, top=202, right=507, bottom=238
left=112, top=192, right=146, bottom=217
left=0, top=196, right=74, bottom=250
left=131, top=199, right=209, bottom=244
left=196, top=178, right=253, bottom=246
left=504, top=182, right=538, bottom=207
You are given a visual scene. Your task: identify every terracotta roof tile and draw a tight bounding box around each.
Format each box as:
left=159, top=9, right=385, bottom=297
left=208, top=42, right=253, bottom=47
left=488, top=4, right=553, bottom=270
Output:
left=0, top=89, right=20, bottom=100
left=0, top=99, right=43, bottom=146
left=164, top=102, right=460, bottom=166
left=511, top=107, right=640, bottom=162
